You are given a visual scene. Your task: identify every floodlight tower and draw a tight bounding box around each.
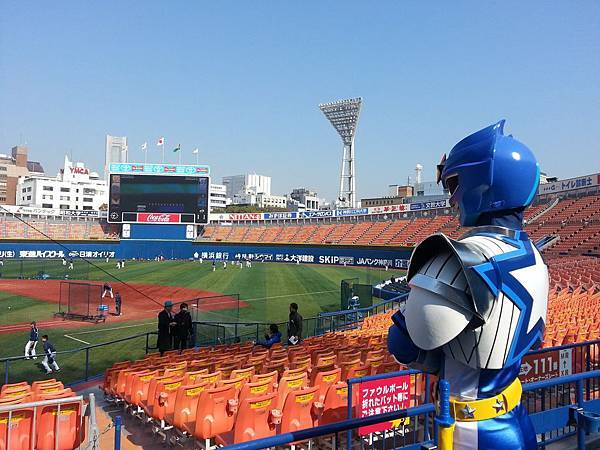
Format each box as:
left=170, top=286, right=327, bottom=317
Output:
left=319, top=97, right=362, bottom=208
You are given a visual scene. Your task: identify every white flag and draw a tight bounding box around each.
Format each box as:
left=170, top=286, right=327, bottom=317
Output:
left=141, top=142, right=147, bottom=150
left=192, top=148, right=199, bottom=154
left=157, top=137, right=164, bottom=146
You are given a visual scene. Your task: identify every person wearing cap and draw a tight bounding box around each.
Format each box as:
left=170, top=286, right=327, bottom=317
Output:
left=157, top=300, right=177, bottom=356
left=25, top=321, right=39, bottom=360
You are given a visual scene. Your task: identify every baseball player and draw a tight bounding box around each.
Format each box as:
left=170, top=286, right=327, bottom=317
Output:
left=102, top=282, right=114, bottom=299
left=41, top=335, right=60, bottom=374
left=24, top=321, right=39, bottom=360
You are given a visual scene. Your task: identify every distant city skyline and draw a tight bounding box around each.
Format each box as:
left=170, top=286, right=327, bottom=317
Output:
left=1, top=1, right=599, bottom=202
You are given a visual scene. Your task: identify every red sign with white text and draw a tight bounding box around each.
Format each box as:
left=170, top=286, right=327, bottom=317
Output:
left=358, top=374, right=411, bottom=435
left=137, top=213, right=181, bottom=223
left=519, top=348, right=572, bottom=383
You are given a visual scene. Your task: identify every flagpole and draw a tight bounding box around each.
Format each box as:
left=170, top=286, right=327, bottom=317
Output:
left=196, top=151, right=199, bottom=165
left=178, top=147, right=181, bottom=165
left=162, top=138, right=165, bottom=163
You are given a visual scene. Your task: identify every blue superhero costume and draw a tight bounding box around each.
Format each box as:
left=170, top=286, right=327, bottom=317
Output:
left=388, top=121, right=548, bottom=450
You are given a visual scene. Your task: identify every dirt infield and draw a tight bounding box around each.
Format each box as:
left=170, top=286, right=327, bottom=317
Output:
left=0, top=279, right=246, bottom=334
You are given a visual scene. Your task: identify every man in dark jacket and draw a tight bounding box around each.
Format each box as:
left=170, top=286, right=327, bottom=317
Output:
left=115, top=292, right=122, bottom=316
left=173, top=302, right=193, bottom=352
left=41, top=335, right=60, bottom=374
left=157, top=300, right=176, bottom=356
left=288, top=302, right=303, bottom=345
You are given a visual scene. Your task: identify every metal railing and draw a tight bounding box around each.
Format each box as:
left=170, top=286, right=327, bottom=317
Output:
left=0, top=331, right=156, bottom=386
left=220, top=370, right=600, bottom=450
left=192, top=295, right=406, bottom=346
left=0, top=394, right=97, bottom=450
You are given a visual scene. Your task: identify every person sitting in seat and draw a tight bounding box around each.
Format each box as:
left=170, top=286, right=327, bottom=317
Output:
left=255, top=324, right=282, bottom=348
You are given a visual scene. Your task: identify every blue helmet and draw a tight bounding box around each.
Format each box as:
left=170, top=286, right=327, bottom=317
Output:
left=437, top=120, right=540, bottom=226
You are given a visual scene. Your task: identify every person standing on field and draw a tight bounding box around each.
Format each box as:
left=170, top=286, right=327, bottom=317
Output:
left=287, top=302, right=303, bottom=345
left=25, top=321, right=39, bottom=359
left=41, top=335, right=60, bottom=374
left=102, top=282, right=114, bottom=299
left=115, top=291, right=122, bottom=316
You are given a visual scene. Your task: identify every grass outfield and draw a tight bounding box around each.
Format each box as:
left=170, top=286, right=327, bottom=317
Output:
left=0, top=260, right=404, bottom=385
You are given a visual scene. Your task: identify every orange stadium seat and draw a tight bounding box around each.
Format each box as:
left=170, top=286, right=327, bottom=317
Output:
left=0, top=397, right=34, bottom=450
left=278, top=386, right=321, bottom=434
left=36, top=397, right=85, bottom=450
left=216, top=392, right=281, bottom=445
left=320, top=382, right=348, bottom=425
left=193, top=385, right=238, bottom=446
left=167, top=382, right=209, bottom=434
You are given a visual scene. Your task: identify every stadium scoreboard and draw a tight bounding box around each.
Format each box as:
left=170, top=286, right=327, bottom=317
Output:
left=108, top=163, right=210, bottom=224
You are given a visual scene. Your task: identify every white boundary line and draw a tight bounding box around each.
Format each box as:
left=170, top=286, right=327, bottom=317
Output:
left=64, top=334, right=90, bottom=345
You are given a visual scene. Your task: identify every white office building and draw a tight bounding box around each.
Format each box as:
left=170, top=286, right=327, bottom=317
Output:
left=209, top=183, right=231, bottom=210
left=17, top=156, right=108, bottom=211
left=105, top=135, right=128, bottom=178
left=222, top=174, right=271, bottom=199
left=290, top=188, right=321, bottom=211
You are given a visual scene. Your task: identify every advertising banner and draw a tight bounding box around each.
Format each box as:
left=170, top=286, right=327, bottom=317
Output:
left=60, top=210, right=100, bottom=218
left=1, top=205, right=100, bottom=218
left=300, top=210, right=335, bottom=218
left=263, top=212, right=298, bottom=220
left=358, top=374, right=411, bottom=435
left=137, top=213, right=181, bottom=223
left=0, top=241, right=413, bottom=267
left=336, top=208, right=369, bottom=217
left=367, top=204, right=410, bottom=215
left=409, top=200, right=449, bottom=211
left=538, top=173, right=599, bottom=196
left=226, top=213, right=262, bottom=221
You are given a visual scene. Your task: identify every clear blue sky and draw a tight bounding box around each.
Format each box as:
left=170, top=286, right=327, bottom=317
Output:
left=1, top=1, right=599, bottom=201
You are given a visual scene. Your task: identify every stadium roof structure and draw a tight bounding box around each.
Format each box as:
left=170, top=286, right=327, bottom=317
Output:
left=319, top=97, right=362, bottom=208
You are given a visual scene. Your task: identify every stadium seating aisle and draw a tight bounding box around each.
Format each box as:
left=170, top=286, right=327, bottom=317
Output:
left=99, top=310, right=407, bottom=447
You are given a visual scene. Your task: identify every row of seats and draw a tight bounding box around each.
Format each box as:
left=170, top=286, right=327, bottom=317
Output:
left=543, top=287, right=600, bottom=348
left=0, top=216, right=120, bottom=240
left=0, top=379, right=85, bottom=450
left=202, top=194, right=600, bottom=256
left=101, top=310, right=419, bottom=446
left=548, top=257, right=600, bottom=292
left=202, top=216, right=457, bottom=247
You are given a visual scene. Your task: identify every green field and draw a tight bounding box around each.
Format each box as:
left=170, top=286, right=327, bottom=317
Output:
left=0, top=260, right=404, bottom=385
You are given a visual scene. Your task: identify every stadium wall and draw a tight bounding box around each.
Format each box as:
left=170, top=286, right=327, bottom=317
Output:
left=0, top=240, right=412, bottom=268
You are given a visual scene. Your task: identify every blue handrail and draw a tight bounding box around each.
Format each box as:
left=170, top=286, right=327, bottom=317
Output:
left=221, top=404, right=436, bottom=450
left=219, top=369, right=600, bottom=450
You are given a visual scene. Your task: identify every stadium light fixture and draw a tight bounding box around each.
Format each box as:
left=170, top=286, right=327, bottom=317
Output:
left=319, top=97, right=362, bottom=208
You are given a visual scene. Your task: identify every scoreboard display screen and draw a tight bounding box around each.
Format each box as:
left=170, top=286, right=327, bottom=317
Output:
left=108, top=174, right=209, bottom=224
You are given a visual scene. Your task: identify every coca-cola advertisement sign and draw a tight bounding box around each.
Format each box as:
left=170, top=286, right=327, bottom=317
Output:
left=137, top=213, right=180, bottom=223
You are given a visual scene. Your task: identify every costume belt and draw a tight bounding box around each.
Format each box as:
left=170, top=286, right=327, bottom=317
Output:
left=450, top=377, right=522, bottom=422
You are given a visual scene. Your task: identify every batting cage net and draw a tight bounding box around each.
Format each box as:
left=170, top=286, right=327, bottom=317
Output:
left=56, top=281, right=106, bottom=322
